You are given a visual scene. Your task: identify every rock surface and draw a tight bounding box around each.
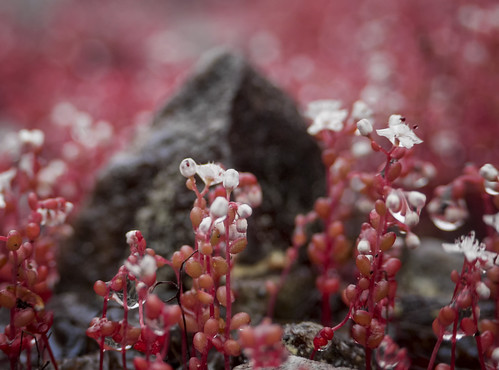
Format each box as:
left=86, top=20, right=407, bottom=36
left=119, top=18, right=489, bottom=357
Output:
left=58, top=49, right=325, bottom=291
left=233, top=354, right=353, bottom=370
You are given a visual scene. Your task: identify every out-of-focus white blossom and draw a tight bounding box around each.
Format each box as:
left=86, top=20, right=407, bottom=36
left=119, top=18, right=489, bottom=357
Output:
left=125, top=254, right=157, bottom=279
left=305, top=100, right=348, bottom=135
left=405, top=232, right=421, bottom=249
left=19, top=129, right=45, bottom=149
left=479, top=163, right=499, bottom=181
left=476, top=281, right=490, bottom=299
left=351, top=100, right=373, bottom=120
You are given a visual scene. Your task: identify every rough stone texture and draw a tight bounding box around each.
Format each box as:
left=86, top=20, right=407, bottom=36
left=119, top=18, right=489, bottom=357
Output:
left=58, top=49, right=325, bottom=291
left=282, top=322, right=365, bottom=369
left=233, top=355, right=353, bottom=370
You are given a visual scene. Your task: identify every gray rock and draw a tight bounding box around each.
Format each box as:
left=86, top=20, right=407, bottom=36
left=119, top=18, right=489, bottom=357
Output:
left=58, top=49, right=324, bottom=293
left=233, top=354, right=352, bottom=370
left=282, top=322, right=365, bottom=369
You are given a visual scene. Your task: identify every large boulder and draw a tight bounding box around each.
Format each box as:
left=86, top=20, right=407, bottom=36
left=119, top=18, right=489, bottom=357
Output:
left=58, top=49, right=325, bottom=291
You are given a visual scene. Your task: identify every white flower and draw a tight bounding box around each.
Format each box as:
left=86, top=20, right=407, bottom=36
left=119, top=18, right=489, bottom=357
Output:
left=305, top=100, right=348, bottom=135
left=356, top=119, right=373, bottom=136
left=196, top=162, right=225, bottom=186
left=351, top=100, right=373, bottom=121
left=376, top=114, right=423, bottom=149
left=305, top=100, right=342, bottom=119
left=442, top=232, right=497, bottom=266
left=483, top=213, right=499, bottom=234
left=479, top=163, right=499, bottom=182
left=223, top=169, right=239, bottom=191
left=179, top=158, right=197, bottom=178
left=19, top=129, right=44, bottom=149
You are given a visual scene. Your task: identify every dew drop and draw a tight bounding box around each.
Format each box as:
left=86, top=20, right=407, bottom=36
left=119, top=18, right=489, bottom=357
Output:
left=111, top=277, right=140, bottom=309
left=428, top=197, right=468, bottom=231
left=103, top=337, right=133, bottom=351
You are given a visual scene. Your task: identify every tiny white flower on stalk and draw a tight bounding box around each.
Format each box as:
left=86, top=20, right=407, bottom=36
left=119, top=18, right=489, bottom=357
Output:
left=305, top=100, right=348, bottom=135
left=476, top=281, right=490, bottom=300
left=179, top=158, right=197, bottom=178
left=356, top=119, right=373, bottom=136
left=223, top=169, right=239, bottom=191
left=357, top=239, right=371, bottom=254
left=196, top=162, right=225, bottom=186
left=483, top=213, right=499, bottom=233
left=376, top=114, right=423, bottom=149
left=237, top=204, right=253, bottom=219
left=479, top=163, right=499, bottom=182
left=210, top=197, right=229, bottom=218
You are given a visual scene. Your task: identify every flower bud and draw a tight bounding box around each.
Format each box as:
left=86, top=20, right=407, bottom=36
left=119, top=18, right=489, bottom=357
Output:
left=210, top=197, right=229, bottom=218
left=223, top=169, right=239, bottom=191
left=357, top=239, right=371, bottom=254
left=476, top=281, right=491, bottom=299
left=237, top=204, right=252, bottom=219
left=357, top=119, right=373, bottom=136
left=385, top=192, right=401, bottom=212
left=179, top=158, right=197, bottom=178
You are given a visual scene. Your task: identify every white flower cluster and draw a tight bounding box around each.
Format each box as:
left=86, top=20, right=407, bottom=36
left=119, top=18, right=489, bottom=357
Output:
left=37, top=201, right=74, bottom=227
left=442, top=232, right=498, bottom=268
left=179, top=158, right=240, bottom=189
left=305, top=99, right=373, bottom=136
left=0, top=168, right=16, bottom=209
